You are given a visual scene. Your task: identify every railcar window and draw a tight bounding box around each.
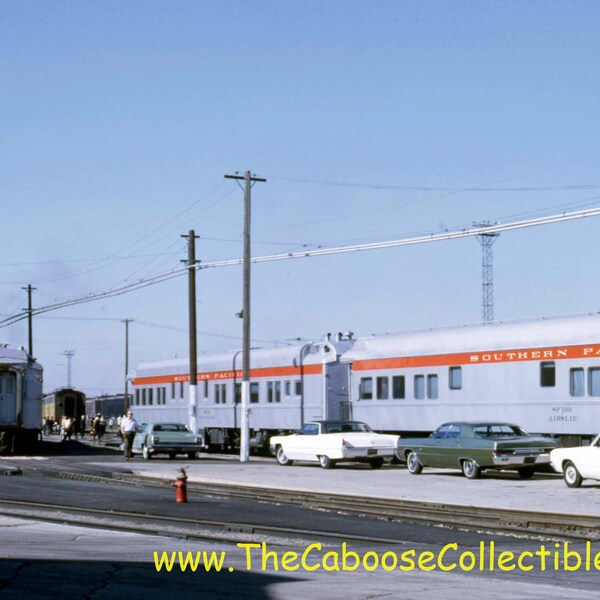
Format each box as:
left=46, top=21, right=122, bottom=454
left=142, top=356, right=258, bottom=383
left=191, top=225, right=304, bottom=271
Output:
left=427, top=374, right=438, bottom=399
left=179, top=382, right=184, bottom=400
left=449, top=366, right=462, bottom=390
left=171, top=383, right=175, bottom=400
left=589, top=368, right=600, bottom=396
left=148, top=388, right=153, bottom=406
left=284, top=381, right=291, bottom=396
left=235, top=383, right=241, bottom=404
left=569, top=368, right=584, bottom=397
left=540, top=362, right=556, bottom=387
left=135, top=390, right=140, bottom=405
left=203, top=381, right=209, bottom=398
left=392, top=376, right=405, bottom=399
left=250, top=382, right=259, bottom=403
left=274, top=381, right=281, bottom=402
left=359, top=377, right=373, bottom=400
left=295, top=381, right=302, bottom=396
left=142, top=389, right=147, bottom=406
left=268, top=382, right=274, bottom=403
left=414, top=375, right=425, bottom=400
left=376, top=377, right=389, bottom=399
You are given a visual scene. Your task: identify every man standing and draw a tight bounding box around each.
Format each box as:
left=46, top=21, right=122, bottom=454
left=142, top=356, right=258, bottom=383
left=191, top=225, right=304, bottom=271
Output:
left=120, top=410, right=138, bottom=461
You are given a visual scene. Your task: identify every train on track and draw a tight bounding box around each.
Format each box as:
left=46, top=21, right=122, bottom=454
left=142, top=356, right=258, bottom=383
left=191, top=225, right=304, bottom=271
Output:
left=42, top=387, right=86, bottom=422
left=0, top=345, right=43, bottom=454
left=131, top=312, right=600, bottom=450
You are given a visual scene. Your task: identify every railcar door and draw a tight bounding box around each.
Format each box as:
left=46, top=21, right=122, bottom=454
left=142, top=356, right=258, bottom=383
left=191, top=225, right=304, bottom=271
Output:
left=0, top=371, right=18, bottom=424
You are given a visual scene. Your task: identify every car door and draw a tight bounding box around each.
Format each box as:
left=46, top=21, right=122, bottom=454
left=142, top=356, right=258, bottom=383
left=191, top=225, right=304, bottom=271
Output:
left=419, top=425, right=452, bottom=467
left=440, top=424, right=463, bottom=467
left=132, top=423, right=148, bottom=453
left=577, top=436, right=600, bottom=479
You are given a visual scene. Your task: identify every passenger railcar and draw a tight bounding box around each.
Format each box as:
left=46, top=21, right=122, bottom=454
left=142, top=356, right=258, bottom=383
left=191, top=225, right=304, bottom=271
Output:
left=131, top=314, right=600, bottom=449
left=131, top=336, right=354, bottom=450
left=0, top=345, right=43, bottom=453
left=342, top=313, right=600, bottom=446
left=42, top=387, right=86, bottom=422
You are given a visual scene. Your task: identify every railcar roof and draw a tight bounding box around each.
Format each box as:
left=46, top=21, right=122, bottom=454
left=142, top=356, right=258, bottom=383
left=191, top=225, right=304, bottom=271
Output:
left=135, top=340, right=348, bottom=377
left=342, top=312, right=600, bottom=361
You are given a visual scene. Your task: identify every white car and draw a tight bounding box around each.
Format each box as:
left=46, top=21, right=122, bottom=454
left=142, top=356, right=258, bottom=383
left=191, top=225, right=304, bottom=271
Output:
left=550, top=434, right=600, bottom=487
left=269, top=420, right=399, bottom=469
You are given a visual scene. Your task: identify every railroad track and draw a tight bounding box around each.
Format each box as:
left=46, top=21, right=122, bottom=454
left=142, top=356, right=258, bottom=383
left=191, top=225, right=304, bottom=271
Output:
left=45, top=468, right=600, bottom=541
left=0, top=497, right=408, bottom=546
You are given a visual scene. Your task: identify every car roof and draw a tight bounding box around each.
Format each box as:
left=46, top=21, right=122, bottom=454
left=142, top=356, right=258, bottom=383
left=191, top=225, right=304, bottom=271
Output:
left=439, top=421, right=520, bottom=427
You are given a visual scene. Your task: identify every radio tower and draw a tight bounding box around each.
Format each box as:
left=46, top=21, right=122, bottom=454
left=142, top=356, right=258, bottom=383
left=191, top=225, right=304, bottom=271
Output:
left=475, top=222, right=499, bottom=324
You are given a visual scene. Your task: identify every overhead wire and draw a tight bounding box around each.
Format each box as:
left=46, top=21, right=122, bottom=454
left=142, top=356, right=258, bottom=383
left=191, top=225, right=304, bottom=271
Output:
left=1, top=206, right=599, bottom=330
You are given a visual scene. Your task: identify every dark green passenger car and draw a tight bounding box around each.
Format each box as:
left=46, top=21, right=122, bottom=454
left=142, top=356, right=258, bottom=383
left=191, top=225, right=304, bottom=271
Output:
left=397, top=422, right=557, bottom=479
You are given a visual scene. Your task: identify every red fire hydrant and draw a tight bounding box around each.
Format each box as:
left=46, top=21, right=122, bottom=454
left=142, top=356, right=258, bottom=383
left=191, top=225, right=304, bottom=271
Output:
left=173, top=467, right=188, bottom=503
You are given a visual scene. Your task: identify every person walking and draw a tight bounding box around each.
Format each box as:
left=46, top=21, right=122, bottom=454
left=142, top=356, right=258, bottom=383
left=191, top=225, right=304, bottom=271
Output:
left=120, top=410, right=138, bottom=461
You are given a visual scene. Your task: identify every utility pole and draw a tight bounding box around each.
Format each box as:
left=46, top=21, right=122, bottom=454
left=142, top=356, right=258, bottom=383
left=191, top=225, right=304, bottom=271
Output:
left=121, top=319, right=134, bottom=413
left=21, top=284, right=36, bottom=357
left=224, top=171, right=266, bottom=462
left=62, top=350, right=75, bottom=387
left=182, top=230, right=199, bottom=434
left=475, top=222, right=499, bottom=324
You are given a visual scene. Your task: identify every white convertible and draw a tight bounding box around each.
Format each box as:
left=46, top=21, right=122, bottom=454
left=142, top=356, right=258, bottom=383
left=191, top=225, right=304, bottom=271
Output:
left=550, top=434, right=600, bottom=487
left=269, top=420, right=399, bottom=469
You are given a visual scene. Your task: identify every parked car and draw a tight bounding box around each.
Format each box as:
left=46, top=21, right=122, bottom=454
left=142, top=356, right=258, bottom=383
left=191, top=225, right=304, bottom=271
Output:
left=397, top=421, right=557, bottom=479
left=132, top=422, right=204, bottom=460
left=269, top=420, right=399, bottom=469
left=550, top=434, right=600, bottom=487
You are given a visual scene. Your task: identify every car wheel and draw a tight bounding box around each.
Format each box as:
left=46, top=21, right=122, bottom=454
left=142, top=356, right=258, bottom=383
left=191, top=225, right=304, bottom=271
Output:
left=142, top=445, right=151, bottom=461
left=319, top=455, right=334, bottom=469
left=563, top=461, right=583, bottom=488
left=406, top=451, right=423, bottom=475
left=276, top=446, right=293, bottom=466
left=188, top=452, right=197, bottom=460
left=461, top=459, right=481, bottom=479
left=369, top=457, right=384, bottom=469
left=168, top=452, right=176, bottom=460
left=518, top=466, right=535, bottom=479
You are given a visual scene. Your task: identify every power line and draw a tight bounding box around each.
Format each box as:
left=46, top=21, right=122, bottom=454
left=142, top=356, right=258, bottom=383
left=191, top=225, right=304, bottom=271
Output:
left=1, top=206, right=599, bottom=329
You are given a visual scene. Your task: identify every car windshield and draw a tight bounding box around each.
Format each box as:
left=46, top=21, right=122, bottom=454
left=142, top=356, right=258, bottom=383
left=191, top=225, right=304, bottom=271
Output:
left=153, top=423, right=190, bottom=432
left=472, top=424, right=527, bottom=438
left=324, top=422, right=372, bottom=433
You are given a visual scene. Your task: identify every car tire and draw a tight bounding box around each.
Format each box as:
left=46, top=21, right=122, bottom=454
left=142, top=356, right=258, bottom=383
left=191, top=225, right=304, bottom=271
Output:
left=142, top=445, right=151, bottom=461
left=563, top=461, right=583, bottom=488
left=276, top=446, right=293, bottom=466
left=517, top=466, right=535, bottom=479
left=168, top=453, right=176, bottom=460
left=369, top=457, right=384, bottom=469
left=319, top=455, right=334, bottom=469
left=406, top=451, right=423, bottom=475
left=188, top=452, right=197, bottom=459
left=461, top=459, right=481, bottom=479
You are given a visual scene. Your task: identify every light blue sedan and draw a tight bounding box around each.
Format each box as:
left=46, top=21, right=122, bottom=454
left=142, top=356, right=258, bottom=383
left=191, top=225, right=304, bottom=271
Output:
left=132, top=422, right=204, bottom=460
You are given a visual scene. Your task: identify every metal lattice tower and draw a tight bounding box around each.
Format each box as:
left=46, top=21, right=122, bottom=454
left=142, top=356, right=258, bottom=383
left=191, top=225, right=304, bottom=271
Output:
left=475, top=222, right=499, bottom=324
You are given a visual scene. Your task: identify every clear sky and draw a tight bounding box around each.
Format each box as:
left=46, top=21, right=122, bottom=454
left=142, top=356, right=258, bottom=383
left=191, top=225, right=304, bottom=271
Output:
left=1, top=1, right=599, bottom=396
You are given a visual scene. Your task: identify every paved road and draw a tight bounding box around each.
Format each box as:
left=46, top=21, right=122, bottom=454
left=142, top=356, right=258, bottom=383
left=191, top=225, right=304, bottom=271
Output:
left=1, top=442, right=600, bottom=598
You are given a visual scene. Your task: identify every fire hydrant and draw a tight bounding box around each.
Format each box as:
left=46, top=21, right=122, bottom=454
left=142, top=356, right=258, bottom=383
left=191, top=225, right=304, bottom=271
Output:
left=173, top=467, right=188, bottom=503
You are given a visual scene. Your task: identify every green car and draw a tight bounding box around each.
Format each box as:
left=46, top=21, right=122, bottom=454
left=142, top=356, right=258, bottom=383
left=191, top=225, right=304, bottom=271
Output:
left=132, top=422, right=204, bottom=460
left=397, top=422, right=557, bottom=479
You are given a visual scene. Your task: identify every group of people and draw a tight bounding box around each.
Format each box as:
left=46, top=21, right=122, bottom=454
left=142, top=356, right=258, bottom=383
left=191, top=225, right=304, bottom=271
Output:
left=41, top=410, right=139, bottom=460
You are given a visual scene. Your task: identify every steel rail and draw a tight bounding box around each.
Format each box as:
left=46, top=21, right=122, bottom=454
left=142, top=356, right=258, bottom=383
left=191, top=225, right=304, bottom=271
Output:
left=6, top=466, right=597, bottom=541
left=54, top=469, right=600, bottom=541
left=0, top=497, right=408, bottom=547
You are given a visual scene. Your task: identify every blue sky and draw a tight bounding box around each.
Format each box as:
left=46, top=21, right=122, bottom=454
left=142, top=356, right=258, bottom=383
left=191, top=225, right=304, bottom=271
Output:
left=1, top=1, right=599, bottom=395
